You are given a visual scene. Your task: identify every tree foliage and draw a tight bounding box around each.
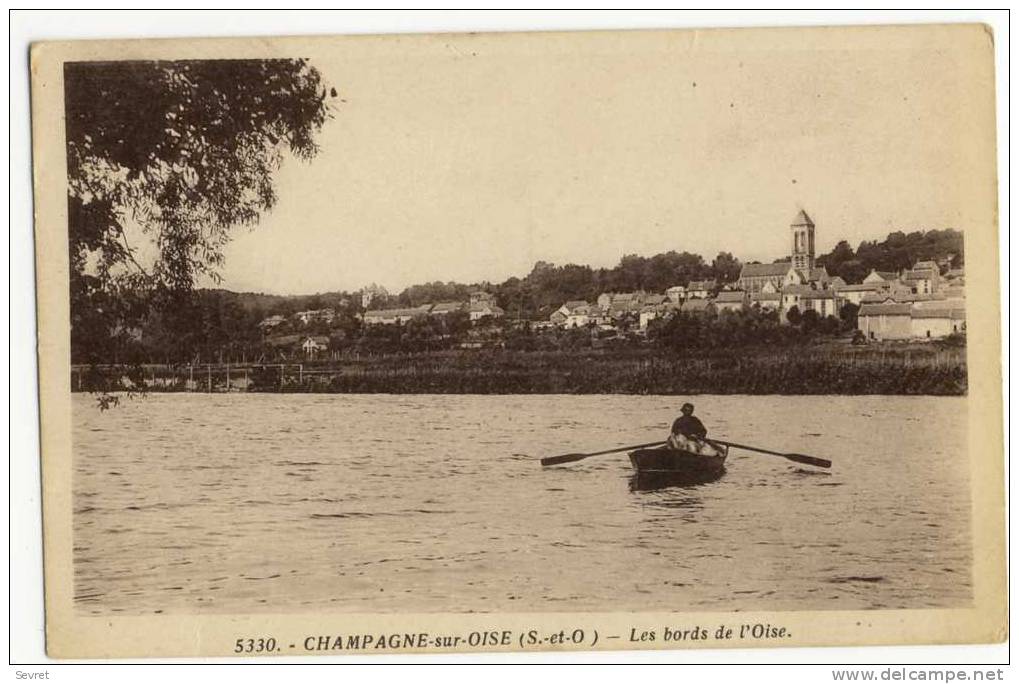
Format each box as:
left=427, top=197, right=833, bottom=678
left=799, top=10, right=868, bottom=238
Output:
left=66, top=59, right=335, bottom=362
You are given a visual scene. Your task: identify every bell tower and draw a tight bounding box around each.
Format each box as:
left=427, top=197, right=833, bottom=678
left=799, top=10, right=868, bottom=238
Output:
left=790, top=209, right=815, bottom=271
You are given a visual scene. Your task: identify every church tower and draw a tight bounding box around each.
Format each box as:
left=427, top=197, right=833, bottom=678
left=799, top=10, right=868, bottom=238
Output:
left=790, top=209, right=815, bottom=271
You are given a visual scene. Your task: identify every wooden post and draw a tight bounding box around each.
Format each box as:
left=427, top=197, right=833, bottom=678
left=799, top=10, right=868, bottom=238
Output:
left=279, top=364, right=284, bottom=390
left=299, top=364, right=303, bottom=385
left=207, top=363, right=212, bottom=392
left=226, top=361, right=231, bottom=391
left=189, top=364, right=194, bottom=391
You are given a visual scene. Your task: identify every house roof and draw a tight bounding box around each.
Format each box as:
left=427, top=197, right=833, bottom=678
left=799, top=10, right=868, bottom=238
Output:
left=874, top=270, right=899, bottom=281
left=791, top=209, right=814, bottom=227
left=304, top=335, right=330, bottom=345
left=715, top=291, right=747, bottom=303
left=903, top=270, right=933, bottom=280
left=835, top=282, right=883, bottom=292
left=802, top=266, right=830, bottom=281
left=431, top=301, right=464, bottom=313
left=666, top=285, right=686, bottom=292
left=859, top=303, right=912, bottom=316
left=740, top=262, right=790, bottom=278
left=682, top=299, right=712, bottom=311
left=643, top=294, right=667, bottom=305
left=687, top=280, right=717, bottom=290
left=911, top=308, right=965, bottom=319
left=800, top=289, right=836, bottom=300
left=914, top=260, right=939, bottom=271
left=750, top=292, right=781, bottom=301
left=782, top=284, right=817, bottom=295
left=365, top=307, right=426, bottom=318
left=470, top=303, right=504, bottom=314
left=562, top=300, right=588, bottom=311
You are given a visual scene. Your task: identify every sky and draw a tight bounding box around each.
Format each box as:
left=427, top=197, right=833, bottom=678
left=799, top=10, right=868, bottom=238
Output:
left=204, top=25, right=994, bottom=295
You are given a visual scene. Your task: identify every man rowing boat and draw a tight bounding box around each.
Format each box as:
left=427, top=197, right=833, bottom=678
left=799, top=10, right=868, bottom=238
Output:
left=669, top=402, right=710, bottom=454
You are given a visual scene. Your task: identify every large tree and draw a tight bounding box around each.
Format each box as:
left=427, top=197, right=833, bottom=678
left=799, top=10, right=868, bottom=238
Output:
left=65, top=59, right=335, bottom=363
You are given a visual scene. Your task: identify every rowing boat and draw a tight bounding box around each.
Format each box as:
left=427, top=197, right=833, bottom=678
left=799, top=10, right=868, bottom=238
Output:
left=628, top=442, right=728, bottom=477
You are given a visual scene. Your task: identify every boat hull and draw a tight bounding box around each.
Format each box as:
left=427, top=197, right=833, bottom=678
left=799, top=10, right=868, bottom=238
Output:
left=628, top=445, right=728, bottom=476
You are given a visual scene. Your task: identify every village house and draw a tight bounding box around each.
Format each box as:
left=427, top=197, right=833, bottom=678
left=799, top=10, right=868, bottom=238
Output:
left=902, top=269, right=936, bottom=295
left=681, top=298, right=713, bottom=315
left=863, top=269, right=900, bottom=285
left=565, top=303, right=594, bottom=328
left=857, top=302, right=912, bottom=341
left=714, top=290, right=748, bottom=313
left=665, top=285, right=686, bottom=303
left=779, top=284, right=815, bottom=316
left=910, top=307, right=966, bottom=339
left=686, top=279, right=717, bottom=299
left=301, top=335, right=330, bottom=358
left=638, top=301, right=680, bottom=329
left=798, top=289, right=840, bottom=318
left=295, top=308, right=336, bottom=325
left=549, top=300, right=591, bottom=327
left=469, top=302, right=505, bottom=321
left=750, top=290, right=781, bottom=311
left=257, top=314, right=286, bottom=331
left=429, top=301, right=465, bottom=315
left=470, top=291, right=496, bottom=306
left=363, top=305, right=431, bottom=326
left=834, top=282, right=887, bottom=306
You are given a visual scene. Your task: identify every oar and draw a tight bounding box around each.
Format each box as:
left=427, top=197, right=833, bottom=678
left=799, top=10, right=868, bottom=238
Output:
left=711, top=439, right=832, bottom=469
left=541, top=441, right=665, bottom=467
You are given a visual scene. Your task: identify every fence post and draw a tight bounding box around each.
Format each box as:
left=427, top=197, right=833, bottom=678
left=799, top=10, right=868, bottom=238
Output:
left=207, top=363, right=212, bottom=392
left=189, top=364, right=194, bottom=391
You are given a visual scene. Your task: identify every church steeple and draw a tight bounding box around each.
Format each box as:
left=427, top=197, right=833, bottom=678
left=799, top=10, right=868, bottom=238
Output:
left=790, top=209, right=815, bottom=271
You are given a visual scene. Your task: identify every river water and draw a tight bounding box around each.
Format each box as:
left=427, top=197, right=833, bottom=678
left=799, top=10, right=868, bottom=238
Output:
left=72, top=393, right=971, bottom=615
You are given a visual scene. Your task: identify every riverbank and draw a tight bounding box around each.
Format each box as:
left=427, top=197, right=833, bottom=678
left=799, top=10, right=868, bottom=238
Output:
left=74, top=342, right=967, bottom=396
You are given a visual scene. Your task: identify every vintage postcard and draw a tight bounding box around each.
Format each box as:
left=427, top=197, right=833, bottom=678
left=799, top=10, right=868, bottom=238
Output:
left=31, top=24, right=1005, bottom=658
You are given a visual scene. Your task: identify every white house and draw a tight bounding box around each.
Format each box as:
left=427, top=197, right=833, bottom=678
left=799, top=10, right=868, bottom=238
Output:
left=686, top=280, right=717, bottom=299
left=910, top=308, right=965, bottom=339
left=714, top=290, right=748, bottom=313
left=363, top=306, right=430, bottom=325
left=469, top=303, right=505, bottom=321
left=665, top=285, right=686, bottom=303
left=470, top=291, right=496, bottom=306
left=295, top=308, right=336, bottom=325
left=798, top=289, right=840, bottom=318
left=301, top=335, right=330, bottom=358
left=834, top=282, right=885, bottom=306
left=430, top=301, right=465, bottom=315
left=858, top=302, right=912, bottom=340
left=258, top=314, right=286, bottom=331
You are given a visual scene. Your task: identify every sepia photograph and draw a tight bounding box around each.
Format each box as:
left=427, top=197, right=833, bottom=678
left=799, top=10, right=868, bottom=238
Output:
left=28, top=20, right=1005, bottom=659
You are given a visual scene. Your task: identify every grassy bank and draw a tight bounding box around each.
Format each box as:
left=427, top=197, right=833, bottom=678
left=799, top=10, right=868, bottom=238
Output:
left=267, top=344, right=967, bottom=396
left=73, top=343, right=967, bottom=397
